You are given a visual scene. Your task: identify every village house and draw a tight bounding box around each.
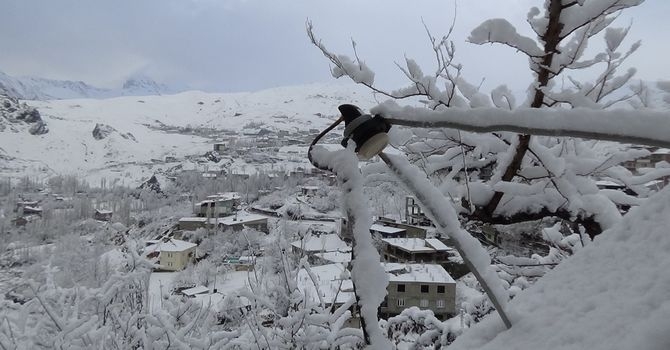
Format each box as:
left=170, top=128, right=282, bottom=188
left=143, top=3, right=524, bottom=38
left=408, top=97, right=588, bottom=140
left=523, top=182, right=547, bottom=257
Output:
left=15, top=200, right=42, bottom=216
left=194, top=192, right=241, bottom=217
left=297, top=262, right=456, bottom=322
left=178, top=212, right=269, bottom=233
left=370, top=223, right=407, bottom=239
left=290, top=233, right=351, bottom=257
left=312, top=250, right=352, bottom=265
left=374, top=218, right=428, bottom=239
left=144, top=238, right=197, bottom=271
left=381, top=238, right=452, bottom=264
left=300, top=185, right=319, bottom=196
left=380, top=263, right=456, bottom=320
left=623, top=147, right=670, bottom=172
left=94, top=209, right=113, bottom=222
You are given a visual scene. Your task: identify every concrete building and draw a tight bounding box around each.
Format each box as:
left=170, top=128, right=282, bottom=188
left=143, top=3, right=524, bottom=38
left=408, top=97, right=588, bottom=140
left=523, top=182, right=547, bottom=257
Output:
left=297, top=263, right=456, bottom=322
left=370, top=223, right=407, bottom=238
left=375, top=218, right=427, bottom=239
left=405, top=196, right=432, bottom=226
left=194, top=192, right=241, bottom=217
left=382, top=238, right=451, bottom=264
left=144, top=238, right=197, bottom=271
left=380, top=263, right=456, bottom=320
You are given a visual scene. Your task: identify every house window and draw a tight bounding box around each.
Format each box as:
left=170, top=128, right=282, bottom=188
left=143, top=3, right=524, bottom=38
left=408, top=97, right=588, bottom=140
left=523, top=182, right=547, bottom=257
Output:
left=436, top=300, right=445, bottom=308
left=397, top=284, right=405, bottom=293
left=420, top=285, right=429, bottom=293
left=420, top=299, right=429, bottom=307
left=397, top=298, right=405, bottom=307
left=437, top=285, right=445, bottom=294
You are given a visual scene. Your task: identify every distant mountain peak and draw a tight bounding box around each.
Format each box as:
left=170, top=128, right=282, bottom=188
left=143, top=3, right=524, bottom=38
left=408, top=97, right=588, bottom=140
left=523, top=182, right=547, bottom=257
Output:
left=121, top=75, right=170, bottom=96
left=0, top=70, right=178, bottom=100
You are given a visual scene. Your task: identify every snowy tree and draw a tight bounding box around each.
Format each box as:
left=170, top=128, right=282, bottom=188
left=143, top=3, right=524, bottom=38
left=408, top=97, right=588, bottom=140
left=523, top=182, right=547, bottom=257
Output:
left=308, top=0, right=669, bottom=344
left=308, top=0, right=669, bottom=238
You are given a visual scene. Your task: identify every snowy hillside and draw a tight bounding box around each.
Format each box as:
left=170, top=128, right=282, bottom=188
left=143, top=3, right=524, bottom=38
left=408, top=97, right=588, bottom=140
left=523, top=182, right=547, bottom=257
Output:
left=0, top=71, right=177, bottom=100
left=0, top=82, right=375, bottom=185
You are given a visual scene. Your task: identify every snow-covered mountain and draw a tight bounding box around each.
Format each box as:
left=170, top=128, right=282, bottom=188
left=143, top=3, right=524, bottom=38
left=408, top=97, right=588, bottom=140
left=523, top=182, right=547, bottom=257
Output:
left=0, top=82, right=375, bottom=185
left=0, top=71, right=178, bottom=100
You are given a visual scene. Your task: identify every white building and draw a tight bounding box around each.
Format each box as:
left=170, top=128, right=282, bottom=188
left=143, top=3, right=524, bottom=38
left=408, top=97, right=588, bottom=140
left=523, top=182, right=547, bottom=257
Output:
left=145, top=238, right=197, bottom=271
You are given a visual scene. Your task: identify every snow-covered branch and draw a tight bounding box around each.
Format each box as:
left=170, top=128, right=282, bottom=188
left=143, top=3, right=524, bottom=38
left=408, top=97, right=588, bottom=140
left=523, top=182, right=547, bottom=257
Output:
left=374, top=102, right=670, bottom=149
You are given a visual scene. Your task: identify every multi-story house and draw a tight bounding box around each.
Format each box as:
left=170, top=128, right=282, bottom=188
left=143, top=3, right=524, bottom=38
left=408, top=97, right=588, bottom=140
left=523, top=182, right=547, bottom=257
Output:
left=380, top=263, right=456, bottom=320
left=144, top=238, right=197, bottom=271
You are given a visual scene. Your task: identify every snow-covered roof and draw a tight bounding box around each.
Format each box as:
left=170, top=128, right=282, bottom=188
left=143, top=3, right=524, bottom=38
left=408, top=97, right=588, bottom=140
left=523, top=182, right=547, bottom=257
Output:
left=297, top=263, right=354, bottom=306
left=182, top=285, right=209, bottom=296
left=145, top=238, right=197, bottom=253
left=179, top=217, right=208, bottom=223
left=383, top=263, right=455, bottom=284
left=382, top=238, right=449, bottom=252
left=206, top=192, right=241, bottom=200
left=211, top=213, right=268, bottom=226
left=178, top=213, right=268, bottom=226
left=370, top=224, right=406, bottom=234
left=313, top=251, right=352, bottom=264
left=425, top=238, right=449, bottom=251
left=291, top=233, right=351, bottom=253
left=652, top=148, right=670, bottom=154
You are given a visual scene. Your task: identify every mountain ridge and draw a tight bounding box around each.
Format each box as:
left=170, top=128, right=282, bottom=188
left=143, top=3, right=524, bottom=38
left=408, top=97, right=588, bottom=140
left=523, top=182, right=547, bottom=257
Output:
left=0, top=70, right=178, bottom=100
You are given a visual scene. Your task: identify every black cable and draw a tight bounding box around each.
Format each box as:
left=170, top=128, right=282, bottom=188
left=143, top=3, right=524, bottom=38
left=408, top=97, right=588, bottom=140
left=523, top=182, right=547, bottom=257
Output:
left=307, top=116, right=343, bottom=172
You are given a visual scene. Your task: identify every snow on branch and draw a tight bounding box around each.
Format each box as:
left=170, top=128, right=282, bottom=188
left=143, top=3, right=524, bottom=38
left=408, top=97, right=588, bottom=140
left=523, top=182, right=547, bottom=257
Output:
left=373, top=101, right=670, bottom=149
left=469, top=19, right=544, bottom=57
left=306, top=21, right=375, bottom=86
left=559, top=0, right=644, bottom=38
left=309, top=145, right=392, bottom=349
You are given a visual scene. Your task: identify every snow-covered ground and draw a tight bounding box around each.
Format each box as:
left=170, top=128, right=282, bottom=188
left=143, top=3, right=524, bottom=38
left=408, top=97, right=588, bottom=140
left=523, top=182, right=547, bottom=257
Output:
left=0, top=82, right=375, bottom=185
left=148, top=270, right=254, bottom=313
left=450, top=187, right=670, bottom=350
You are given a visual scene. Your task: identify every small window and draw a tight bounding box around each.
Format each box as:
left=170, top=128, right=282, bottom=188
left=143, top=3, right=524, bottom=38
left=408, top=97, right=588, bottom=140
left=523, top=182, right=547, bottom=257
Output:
left=397, top=284, right=405, bottom=293
left=437, top=285, right=445, bottom=294
left=397, top=298, right=405, bottom=307
left=420, top=285, right=429, bottom=293
left=436, top=300, right=445, bottom=308
left=420, top=299, right=429, bottom=307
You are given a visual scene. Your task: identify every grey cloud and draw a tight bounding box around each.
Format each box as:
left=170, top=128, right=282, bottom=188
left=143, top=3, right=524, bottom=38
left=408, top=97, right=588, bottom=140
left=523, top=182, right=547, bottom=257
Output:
left=0, top=0, right=666, bottom=93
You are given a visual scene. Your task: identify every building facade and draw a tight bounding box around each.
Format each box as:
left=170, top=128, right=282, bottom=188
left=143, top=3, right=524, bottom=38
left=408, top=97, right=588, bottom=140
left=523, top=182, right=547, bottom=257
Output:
left=380, top=263, right=456, bottom=320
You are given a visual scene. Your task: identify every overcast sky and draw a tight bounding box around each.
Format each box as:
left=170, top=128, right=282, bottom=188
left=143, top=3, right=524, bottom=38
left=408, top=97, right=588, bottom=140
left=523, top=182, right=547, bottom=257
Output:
left=1, top=0, right=667, bottom=93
